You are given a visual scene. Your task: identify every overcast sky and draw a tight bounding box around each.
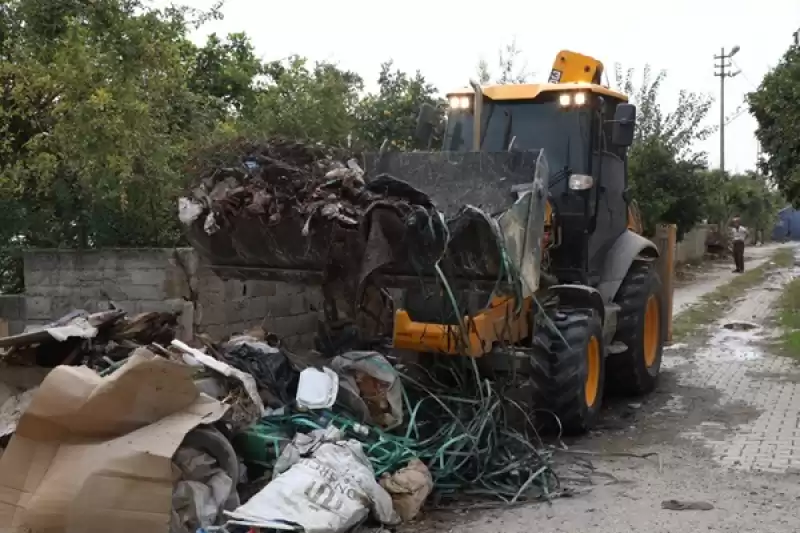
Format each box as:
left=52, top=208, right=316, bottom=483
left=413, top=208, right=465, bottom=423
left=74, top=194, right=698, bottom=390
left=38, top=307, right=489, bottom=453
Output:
left=170, top=0, right=800, bottom=174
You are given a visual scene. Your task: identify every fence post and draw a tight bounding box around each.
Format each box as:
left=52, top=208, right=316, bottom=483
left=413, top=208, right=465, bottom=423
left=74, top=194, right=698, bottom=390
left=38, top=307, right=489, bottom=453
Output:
left=655, top=224, right=676, bottom=343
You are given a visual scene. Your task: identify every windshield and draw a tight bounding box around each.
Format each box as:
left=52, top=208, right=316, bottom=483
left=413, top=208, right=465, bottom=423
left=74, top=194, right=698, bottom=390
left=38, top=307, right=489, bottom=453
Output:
left=443, top=96, right=592, bottom=178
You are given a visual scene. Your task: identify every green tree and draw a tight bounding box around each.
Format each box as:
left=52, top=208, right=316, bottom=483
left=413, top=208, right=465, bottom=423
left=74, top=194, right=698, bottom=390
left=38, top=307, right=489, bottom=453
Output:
left=190, top=32, right=264, bottom=115
left=234, top=56, right=363, bottom=146
left=702, top=169, right=783, bottom=237
left=0, top=0, right=222, bottom=290
left=615, top=64, right=715, bottom=160
left=615, top=64, right=716, bottom=237
left=355, top=61, right=442, bottom=151
left=748, top=44, right=800, bottom=205
left=627, top=138, right=708, bottom=238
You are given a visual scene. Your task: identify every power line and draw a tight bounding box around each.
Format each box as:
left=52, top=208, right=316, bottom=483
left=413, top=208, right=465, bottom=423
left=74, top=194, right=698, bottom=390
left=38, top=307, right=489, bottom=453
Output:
left=731, top=58, right=758, bottom=90
left=725, top=106, right=748, bottom=126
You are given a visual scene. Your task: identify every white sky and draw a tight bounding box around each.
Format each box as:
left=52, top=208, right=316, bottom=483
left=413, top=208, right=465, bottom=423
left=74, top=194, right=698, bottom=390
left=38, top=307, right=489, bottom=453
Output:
left=171, top=0, right=800, bottom=174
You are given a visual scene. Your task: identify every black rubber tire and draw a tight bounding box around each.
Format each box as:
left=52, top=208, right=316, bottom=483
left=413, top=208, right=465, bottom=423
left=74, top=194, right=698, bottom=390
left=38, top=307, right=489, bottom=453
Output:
left=606, top=261, right=665, bottom=395
left=530, top=309, right=606, bottom=435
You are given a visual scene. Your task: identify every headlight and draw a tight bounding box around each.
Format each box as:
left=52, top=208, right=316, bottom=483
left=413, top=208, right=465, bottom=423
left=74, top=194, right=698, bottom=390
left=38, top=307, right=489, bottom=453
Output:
left=448, top=96, right=471, bottom=110
left=568, top=174, right=594, bottom=191
left=559, top=92, right=588, bottom=107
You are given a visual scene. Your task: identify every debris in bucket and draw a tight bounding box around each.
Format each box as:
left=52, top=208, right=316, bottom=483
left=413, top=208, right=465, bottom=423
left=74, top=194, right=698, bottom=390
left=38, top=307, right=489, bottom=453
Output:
left=181, top=138, right=367, bottom=233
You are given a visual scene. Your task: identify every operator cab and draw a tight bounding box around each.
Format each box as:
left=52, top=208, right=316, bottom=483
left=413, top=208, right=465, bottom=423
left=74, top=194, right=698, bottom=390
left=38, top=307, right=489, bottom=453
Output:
left=427, top=68, right=637, bottom=287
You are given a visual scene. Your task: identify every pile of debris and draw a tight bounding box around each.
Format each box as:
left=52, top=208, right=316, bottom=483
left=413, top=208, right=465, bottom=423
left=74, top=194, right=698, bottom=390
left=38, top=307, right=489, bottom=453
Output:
left=0, top=311, right=559, bottom=533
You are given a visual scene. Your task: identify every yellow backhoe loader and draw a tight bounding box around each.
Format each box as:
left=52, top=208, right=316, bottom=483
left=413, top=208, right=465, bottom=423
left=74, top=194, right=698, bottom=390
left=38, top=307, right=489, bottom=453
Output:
left=188, top=50, right=672, bottom=434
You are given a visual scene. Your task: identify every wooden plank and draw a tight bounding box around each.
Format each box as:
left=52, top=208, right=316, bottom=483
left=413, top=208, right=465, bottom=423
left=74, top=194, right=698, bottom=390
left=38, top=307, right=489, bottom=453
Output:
left=655, top=224, right=677, bottom=342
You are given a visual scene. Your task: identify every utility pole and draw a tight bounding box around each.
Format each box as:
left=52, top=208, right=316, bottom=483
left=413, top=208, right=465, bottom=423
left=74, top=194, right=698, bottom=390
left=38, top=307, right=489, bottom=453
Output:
left=793, top=28, right=799, bottom=45
left=714, top=46, right=740, bottom=176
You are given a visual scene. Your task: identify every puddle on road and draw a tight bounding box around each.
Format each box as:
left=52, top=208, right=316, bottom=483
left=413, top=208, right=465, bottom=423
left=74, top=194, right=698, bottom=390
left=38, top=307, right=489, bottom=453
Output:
left=723, top=321, right=758, bottom=331
left=699, top=321, right=767, bottom=362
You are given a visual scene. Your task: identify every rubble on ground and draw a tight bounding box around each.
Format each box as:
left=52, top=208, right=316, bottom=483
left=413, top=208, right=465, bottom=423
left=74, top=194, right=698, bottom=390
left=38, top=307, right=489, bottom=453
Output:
left=0, top=305, right=562, bottom=533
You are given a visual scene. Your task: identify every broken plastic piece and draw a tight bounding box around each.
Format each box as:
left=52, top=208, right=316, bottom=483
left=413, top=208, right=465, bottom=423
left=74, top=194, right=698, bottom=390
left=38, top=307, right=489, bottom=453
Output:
left=295, top=367, right=339, bottom=410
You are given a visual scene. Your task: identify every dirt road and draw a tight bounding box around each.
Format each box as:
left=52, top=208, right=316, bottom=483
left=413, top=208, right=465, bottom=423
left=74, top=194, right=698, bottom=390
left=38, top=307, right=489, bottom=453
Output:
left=430, top=243, right=800, bottom=533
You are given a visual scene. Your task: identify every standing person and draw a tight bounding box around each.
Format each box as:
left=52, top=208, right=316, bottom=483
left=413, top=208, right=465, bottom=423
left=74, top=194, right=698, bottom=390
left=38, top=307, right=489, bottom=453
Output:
left=730, top=216, right=748, bottom=273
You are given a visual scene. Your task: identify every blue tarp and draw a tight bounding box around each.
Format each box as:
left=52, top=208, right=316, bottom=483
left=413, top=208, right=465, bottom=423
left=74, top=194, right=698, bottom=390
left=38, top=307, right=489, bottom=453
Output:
left=772, top=207, right=800, bottom=241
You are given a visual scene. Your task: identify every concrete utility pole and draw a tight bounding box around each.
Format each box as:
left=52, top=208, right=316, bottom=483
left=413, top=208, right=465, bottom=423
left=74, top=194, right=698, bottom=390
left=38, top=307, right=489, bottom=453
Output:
left=714, top=46, right=741, bottom=176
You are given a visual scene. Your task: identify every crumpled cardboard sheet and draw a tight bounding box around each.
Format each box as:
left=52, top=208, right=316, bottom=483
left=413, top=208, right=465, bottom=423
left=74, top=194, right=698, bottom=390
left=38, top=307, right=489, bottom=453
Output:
left=0, top=348, right=228, bottom=533
left=379, top=459, right=433, bottom=522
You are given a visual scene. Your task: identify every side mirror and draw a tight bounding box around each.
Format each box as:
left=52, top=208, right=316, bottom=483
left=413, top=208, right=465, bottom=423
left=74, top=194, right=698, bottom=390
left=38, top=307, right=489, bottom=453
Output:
left=415, top=103, right=438, bottom=147
left=612, top=103, right=637, bottom=147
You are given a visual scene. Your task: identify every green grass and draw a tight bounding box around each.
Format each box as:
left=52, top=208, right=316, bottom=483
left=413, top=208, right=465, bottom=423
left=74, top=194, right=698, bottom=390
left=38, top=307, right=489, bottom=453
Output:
left=774, top=258, right=800, bottom=359
left=672, top=247, right=794, bottom=341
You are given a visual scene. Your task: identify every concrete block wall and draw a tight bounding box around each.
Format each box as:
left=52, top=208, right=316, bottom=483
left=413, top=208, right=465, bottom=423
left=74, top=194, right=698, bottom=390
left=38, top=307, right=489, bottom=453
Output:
left=193, top=262, right=323, bottom=349
left=675, top=225, right=710, bottom=264
left=0, top=295, right=26, bottom=335
left=3, top=248, right=321, bottom=348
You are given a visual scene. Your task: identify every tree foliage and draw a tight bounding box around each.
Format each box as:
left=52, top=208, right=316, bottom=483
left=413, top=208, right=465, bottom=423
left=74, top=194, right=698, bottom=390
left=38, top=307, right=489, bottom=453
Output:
left=0, top=0, right=216, bottom=257
left=748, top=44, right=800, bottom=205
left=615, top=64, right=718, bottom=237
left=701, top=170, right=783, bottom=235
left=615, top=64, right=715, bottom=160
left=238, top=56, right=364, bottom=146
left=355, top=61, right=442, bottom=151
left=626, top=139, right=707, bottom=238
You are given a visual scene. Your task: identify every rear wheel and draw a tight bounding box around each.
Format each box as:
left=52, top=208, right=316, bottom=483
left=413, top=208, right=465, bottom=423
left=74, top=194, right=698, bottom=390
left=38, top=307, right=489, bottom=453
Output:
left=606, top=261, right=665, bottom=395
left=530, top=309, right=606, bottom=435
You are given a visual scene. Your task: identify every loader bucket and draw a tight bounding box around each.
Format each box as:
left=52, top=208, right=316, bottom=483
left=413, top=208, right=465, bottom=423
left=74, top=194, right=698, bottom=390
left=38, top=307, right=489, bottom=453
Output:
left=363, top=150, right=546, bottom=217
left=186, top=150, right=550, bottom=295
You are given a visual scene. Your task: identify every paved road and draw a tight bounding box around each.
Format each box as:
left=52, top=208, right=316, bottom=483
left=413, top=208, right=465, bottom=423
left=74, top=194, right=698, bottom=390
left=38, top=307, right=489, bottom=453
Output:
left=672, top=243, right=786, bottom=315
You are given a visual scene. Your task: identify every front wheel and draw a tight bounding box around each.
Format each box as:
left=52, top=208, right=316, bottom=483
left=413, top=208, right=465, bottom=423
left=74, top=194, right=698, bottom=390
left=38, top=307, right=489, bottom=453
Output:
left=606, top=261, right=665, bottom=395
left=530, top=309, right=606, bottom=435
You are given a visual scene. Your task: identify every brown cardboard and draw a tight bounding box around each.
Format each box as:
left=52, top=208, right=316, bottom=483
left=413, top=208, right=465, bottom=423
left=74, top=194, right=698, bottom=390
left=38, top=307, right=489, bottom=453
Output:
left=0, top=348, right=227, bottom=533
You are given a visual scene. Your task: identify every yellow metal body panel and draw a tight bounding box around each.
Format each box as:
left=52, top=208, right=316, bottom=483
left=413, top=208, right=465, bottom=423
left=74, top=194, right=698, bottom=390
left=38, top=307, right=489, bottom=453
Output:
left=549, top=50, right=604, bottom=84
left=446, top=82, right=627, bottom=103
left=392, top=297, right=532, bottom=357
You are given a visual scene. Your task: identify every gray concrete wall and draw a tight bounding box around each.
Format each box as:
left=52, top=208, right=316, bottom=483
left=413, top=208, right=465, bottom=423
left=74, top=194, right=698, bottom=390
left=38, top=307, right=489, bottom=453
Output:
left=676, top=225, right=710, bottom=264
left=2, top=248, right=320, bottom=348
left=0, top=295, right=26, bottom=335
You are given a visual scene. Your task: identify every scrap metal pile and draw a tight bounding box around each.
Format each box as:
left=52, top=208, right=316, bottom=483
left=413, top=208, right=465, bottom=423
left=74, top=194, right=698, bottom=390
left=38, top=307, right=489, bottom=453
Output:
left=0, top=139, right=559, bottom=533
